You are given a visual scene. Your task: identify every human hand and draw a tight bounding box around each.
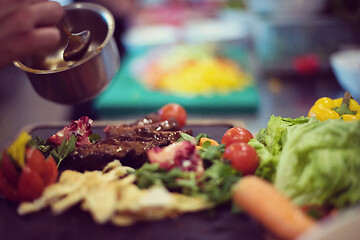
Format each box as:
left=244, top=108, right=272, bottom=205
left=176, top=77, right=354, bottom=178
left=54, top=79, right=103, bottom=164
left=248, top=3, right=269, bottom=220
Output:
left=0, top=0, right=64, bottom=68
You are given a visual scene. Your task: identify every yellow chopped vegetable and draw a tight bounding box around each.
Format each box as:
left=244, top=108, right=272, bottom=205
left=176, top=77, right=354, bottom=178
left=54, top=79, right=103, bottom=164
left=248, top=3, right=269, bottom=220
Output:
left=7, top=132, right=32, bottom=168
left=156, top=58, right=251, bottom=96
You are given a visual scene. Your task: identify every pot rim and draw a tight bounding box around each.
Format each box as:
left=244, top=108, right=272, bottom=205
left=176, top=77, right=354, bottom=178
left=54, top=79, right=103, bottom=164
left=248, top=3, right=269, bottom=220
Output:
left=13, top=2, right=116, bottom=75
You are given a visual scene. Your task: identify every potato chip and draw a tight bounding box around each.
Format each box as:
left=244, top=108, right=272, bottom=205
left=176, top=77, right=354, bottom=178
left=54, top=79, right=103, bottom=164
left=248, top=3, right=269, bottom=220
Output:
left=82, top=182, right=117, bottom=224
left=18, top=160, right=211, bottom=226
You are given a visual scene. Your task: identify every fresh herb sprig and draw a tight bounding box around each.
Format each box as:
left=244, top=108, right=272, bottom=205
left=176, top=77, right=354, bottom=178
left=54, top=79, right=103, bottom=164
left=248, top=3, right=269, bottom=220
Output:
left=29, top=135, right=78, bottom=167
left=177, top=132, right=208, bottom=145
left=134, top=160, right=241, bottom=206
left=50, top=135, right=77, bottom=167
left=135, top=163, right=199, bottom=195
left=200, top=160, right=242, bottom=205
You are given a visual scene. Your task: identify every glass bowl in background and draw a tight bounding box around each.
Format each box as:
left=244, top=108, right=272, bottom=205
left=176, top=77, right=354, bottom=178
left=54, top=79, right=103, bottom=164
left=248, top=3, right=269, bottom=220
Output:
left=330, top=49, right=360, bottom=100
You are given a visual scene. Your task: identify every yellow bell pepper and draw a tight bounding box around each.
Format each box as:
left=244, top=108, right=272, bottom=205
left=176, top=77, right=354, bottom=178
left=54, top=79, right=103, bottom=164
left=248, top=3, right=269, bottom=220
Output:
left=308, top=92, right=360, bottom=121
left=7, top=131, right=32, bottom=168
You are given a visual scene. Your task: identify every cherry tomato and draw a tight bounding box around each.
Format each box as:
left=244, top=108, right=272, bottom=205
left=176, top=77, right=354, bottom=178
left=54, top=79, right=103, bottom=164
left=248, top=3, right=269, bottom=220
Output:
left=26, top=148, right=58, bottom=186
left=0, top=170, right=18, bottom=201
left=26, top=147, right=46, bottom=178
left=0, top=151, right=20, bottom=188
left=221, top=127, right=254, bottom=147
left=17, top=165, right=45, bottom=202
left=0, top=151, right=20, bottom=201
left=293, top=54, right=320, bottom=76
left=0, top=148, right=59, bottom=202
left=42, top=156, right=58, bottom=186
left=158, top=103, right=187, bottom=128
left=223, top=142, right=259, bottom=175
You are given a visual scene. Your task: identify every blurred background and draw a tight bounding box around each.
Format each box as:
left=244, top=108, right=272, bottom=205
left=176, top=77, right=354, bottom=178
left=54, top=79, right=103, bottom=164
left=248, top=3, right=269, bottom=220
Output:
left=1, top=0, right=359, bottom=149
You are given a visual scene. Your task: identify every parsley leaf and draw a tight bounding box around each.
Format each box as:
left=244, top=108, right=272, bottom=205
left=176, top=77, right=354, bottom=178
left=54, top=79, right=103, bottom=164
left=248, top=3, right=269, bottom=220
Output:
left=199, top=144, right=225, bottom=161
left=50, top=135, right=77, bottom=167
left=177, top=132, right=197, bottom=144
left=200, top=161, right=242, bottom=205
left=194, top=133, right=209, bottom=143
left=178, top=133, right=209, bottom=145
left=135, top=163, right=198, bottom=194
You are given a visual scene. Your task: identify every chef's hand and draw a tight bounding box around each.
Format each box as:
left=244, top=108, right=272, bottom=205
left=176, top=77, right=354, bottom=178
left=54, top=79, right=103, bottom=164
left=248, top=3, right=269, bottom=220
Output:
left=0, top=0, right=64, bottom=68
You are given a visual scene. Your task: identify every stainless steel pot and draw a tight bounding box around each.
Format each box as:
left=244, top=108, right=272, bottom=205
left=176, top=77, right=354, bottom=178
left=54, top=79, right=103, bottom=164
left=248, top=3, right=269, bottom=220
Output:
left=13, top=3, right=120, bottom=105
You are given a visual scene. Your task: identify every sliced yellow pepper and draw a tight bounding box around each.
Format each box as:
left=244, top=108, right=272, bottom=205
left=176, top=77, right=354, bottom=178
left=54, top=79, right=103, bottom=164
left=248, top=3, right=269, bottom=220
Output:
left=7, top=132, right=32, bottom=168
left=308, top=92, right=360, bottom=121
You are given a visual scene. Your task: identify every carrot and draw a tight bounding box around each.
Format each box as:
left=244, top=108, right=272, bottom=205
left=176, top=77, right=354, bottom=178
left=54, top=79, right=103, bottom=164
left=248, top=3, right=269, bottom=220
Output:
left=199, top=137, right=219, bottom=146
left=195, top=146, right=202, bottom=150
left=232, top=176, right=316, bottom=240
left=196, top=138, right=219, bottom=150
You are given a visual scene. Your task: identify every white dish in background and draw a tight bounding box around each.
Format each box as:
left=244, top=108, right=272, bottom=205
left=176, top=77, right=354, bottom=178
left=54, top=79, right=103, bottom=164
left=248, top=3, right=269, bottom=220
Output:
left=184, top=11, right=250, bottom=44
left=330, top=49, right=360, bottom=100
left=123, top=25, right=181, bottom=52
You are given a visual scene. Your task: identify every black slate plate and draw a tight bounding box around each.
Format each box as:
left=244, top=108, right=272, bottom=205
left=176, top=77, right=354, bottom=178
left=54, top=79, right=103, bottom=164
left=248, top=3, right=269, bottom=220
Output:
left=0, top=123, right=269, bottom=240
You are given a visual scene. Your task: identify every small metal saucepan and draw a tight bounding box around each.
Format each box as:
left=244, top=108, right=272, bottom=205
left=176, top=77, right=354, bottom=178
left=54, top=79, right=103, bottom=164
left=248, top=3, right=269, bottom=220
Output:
left=13, top=3, right=120, bottom=105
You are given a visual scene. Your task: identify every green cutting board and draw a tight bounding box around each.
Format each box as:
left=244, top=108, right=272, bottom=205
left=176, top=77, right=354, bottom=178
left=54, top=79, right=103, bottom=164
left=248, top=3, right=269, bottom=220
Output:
left=93, top=48, right=259, bottom=117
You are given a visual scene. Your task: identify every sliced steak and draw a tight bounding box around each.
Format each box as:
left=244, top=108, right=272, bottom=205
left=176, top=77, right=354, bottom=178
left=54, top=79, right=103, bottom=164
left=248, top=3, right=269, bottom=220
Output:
left=104, top=118, right=181, bottom=138
left=61, top=114, right=193, bottom=172
left=105, top=129, right=192, bottom=142
left=61, top=138, right=170, bottom=172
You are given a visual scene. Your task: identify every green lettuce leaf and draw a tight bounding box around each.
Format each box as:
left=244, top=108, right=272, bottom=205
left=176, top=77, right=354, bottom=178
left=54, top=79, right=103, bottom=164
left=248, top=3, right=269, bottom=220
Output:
left=274, top=119, right=360, bottom=208
left=248, top=115, right=310, bottom=181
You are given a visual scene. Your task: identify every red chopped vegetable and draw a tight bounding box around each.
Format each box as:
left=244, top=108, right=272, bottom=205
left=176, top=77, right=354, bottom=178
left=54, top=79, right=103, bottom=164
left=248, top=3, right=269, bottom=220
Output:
left=48, top=116, right=93, bottom=147
left=147, top=141, right=204, bottom=176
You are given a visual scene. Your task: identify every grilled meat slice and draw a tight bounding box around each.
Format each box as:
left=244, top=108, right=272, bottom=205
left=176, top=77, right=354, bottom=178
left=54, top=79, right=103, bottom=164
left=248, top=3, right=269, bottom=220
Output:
left=131, top=113, right=162, bottom=126
left=104, top=118, right=181, bottom=138
left=61, top=138, right=171, bottom=172
left=60, top=115, right=193, bottom=172
left=105, top=129, right=192, bottom=142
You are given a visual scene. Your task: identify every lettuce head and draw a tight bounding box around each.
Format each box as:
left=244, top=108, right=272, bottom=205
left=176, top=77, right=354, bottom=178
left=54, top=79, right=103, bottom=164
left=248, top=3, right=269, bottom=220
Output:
left=274, top=118, right=360, bottom=208
left=250, top=115, right=360, bottom=208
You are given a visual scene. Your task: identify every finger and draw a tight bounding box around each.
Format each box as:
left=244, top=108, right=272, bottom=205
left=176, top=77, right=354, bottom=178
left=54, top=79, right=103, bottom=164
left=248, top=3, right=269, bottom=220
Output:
left=0, top=2, right=27, bottom=20
left=2, top=27, right=61, bottom=64
left=1, top=0, right=47, bottom=5
left=0, top=1, right=63, bottom=39
left=0, top=4, right=34, bottom=42
left=31, top=1, right=64, bottom=26
left=0, top=0, right=26, bottom=6
left=1, top=0, right=48, bottom=5
left=29, top=0, right=49, bottom=4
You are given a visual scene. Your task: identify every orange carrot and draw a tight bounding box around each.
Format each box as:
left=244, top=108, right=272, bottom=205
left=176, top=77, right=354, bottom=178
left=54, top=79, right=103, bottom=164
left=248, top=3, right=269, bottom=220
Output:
left=196, top=138, right=219, bottom=150
left=195, top=146, right=202, bottom=150
left=199, top=137, right=219, bottom=146
left=232, top=176, right=316, bottom=240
